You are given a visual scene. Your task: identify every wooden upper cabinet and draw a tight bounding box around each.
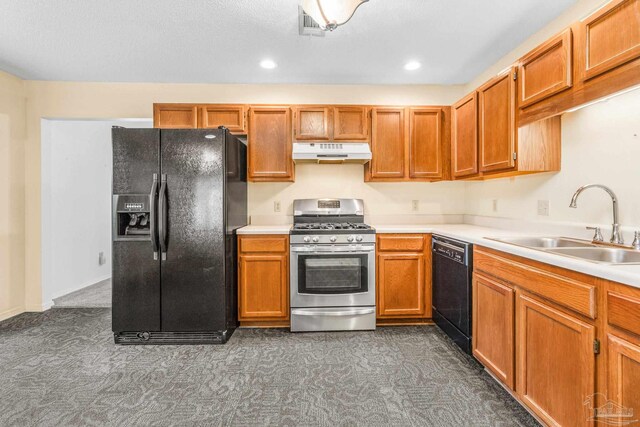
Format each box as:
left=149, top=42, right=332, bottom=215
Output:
left=293, top=106, right=332, bottom=140
left=478, top=68, right=517, bottom=173
left=516, top=292, right=596, bottom=426
left=408, top=108, right=443, bottom=179
left=370, top=108, right=406, bottom=179
left=472, top=273, right=515, bottom=390
left=581, top=0, right=640, bottom=81
left=333, top=106, right=370, bottom=141
left=200, top=104, right=247, bottom=133
left=153, top=104, right=199, bottom=128
left=518, top=29, right=573, bottom=108
left=452, top=93, right=478, bottom=178
left=248, top=106, right=293, bottom=182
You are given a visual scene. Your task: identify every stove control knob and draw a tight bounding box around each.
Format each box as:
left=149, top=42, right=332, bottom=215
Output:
left=303, top=236, right=311, bottom=243
left=330, top=236, right=337, bottom=243
left=356, top=235, right=363, bottom=242
left=347, top=235, right=354, bottom=242
left=312, top=236, right=319, bottom=243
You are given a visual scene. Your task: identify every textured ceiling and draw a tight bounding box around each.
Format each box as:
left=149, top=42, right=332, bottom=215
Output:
left=0, top=0, right=577, bottom=84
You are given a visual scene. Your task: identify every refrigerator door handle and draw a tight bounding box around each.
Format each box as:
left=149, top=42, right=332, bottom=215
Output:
left=150, top=173, right=159, bottom=260
left=158, top=174, right=168, bottom=260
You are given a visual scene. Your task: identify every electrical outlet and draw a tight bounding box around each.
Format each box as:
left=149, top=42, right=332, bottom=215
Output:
left=412, top=200, right=419, bottom=212
left=274, top=201, right=281, bottom=213
left=537, top=200, right=550, bottom=216
left=492, top=199, right=498, bottom=212
left=98, top=252, right=106, bottom=266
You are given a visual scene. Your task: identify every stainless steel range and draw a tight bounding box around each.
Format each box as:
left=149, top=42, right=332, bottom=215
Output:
left=290, top=198, right=376, bottom=332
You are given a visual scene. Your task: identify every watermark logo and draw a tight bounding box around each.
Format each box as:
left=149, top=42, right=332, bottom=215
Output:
left=584, top=393, right=638, bottom=426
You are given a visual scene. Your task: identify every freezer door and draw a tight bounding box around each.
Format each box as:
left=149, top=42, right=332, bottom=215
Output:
left=111, top=128, right=161, bottom=333
left=160, top=129, right=226, bottom=331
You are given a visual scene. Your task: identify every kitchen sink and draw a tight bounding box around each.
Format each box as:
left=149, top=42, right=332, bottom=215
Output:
left=488, top=236, right=596, bottom=248
left=546, top=247, right=640, bottom=265
left=487, top=236, right=640, bottom=265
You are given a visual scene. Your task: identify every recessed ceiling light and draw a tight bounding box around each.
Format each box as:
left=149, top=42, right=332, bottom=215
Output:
left=404, top=61, right=421, bottom=71
left=260, top=59, right=277, bottom=69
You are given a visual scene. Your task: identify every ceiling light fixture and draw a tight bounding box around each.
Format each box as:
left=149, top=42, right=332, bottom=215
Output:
left=260, top=59, right=277, bottom=69
left=301, top=0, right=369, bottom=31
left=404, top=61, right=421, bottom=71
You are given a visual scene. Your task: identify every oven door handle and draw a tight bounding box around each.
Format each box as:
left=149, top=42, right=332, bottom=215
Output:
left=291, top=308, right=375, bottom=317
left=290, top=245, right=375, bottom=253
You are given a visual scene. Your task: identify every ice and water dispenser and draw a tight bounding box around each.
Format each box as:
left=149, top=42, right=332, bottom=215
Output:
left=113, top=194, right=152, bottom=241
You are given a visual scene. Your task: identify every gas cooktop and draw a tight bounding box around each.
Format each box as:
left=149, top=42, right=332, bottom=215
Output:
left=290, top=199, right=375, bottom=235
left=291, top=222, right=375, bottom=235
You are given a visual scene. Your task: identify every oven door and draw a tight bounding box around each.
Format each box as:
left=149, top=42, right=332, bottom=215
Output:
left=290, top=245, right=375, bottom=308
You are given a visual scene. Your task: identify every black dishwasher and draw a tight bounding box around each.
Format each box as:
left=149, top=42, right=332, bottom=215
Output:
left=432, top=235, right=473, bottom=354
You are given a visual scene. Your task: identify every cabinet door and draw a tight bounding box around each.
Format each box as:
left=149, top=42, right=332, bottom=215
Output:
left=472, top=273, right=515, bottom=390
left=518, top=29, right=573, bottom=108
left=377, top=252, right=426, bottom=318
left=581, top=0, right=640, bottom=80
left=451, top=93, right=478, bottom=177
left=153, top=104, right=198, bottom=128
left=478, top=69, right=517, bottom=173
left=293, top=106, right=331, bottom=140
left=517, top=292, right=596, bottom=427
left=333, top=106, right=369, bottom=141
left=370, top=107, right=406, bottom=179
left=248, top=106, right=293, bottom=182
left=408, top=108, right=443, bottom=179
left=238, top=253, right=288, bottom=320
left=607, top=334, right=640, bottom=423
left=200, top=105, right=247, bottom=133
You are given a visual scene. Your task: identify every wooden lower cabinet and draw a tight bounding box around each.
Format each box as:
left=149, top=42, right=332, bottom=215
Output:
left=606, top=334, right=640, bottom=423
left=376, top=234, right=431, bottom=320
left=516, top=291, right=596, bottom=426
left=238, top=235, right=289, bottom=323
left=472, top=273, right=515, bottom=390
left=470, top=246, right=640, bottom=427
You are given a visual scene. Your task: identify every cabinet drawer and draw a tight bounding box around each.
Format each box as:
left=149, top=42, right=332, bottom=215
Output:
left=474, top=247, right=597, bottom=319
left=377, top=234, right=425, bottom=252
left=608, top=290, right=640, bottom=337
left=239, top=235, right=288, bottom=253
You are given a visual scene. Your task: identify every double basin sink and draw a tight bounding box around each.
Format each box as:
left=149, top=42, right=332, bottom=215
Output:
left=488, top=237, right=640, bottom=265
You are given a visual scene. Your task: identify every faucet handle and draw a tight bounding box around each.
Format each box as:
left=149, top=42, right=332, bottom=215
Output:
left=586, top=226, right=604, bottom=242
left=632, top=231, right=640, bottom=250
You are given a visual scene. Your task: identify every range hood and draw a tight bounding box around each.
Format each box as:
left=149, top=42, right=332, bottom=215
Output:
left=292, top=142, right=372, bottom=164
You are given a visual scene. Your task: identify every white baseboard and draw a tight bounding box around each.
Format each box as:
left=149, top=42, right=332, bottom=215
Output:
left=24, top=302, right=52, bottom=312
left=0, top=306, right=25, bottom=322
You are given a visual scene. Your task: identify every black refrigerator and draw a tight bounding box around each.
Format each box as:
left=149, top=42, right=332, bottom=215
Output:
left=111, top=128, right=247, bottom=344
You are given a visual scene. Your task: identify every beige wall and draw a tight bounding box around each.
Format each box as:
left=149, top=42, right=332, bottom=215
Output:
left=249, top=164, right=466, bottom=225
left=0, top=71, right=26, bottom=320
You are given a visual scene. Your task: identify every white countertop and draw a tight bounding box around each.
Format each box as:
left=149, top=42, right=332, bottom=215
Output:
left=373, top=224, right=640, bottom=289
left=236, top=223, right=640, bottom=288
left=236, top=224, right=291, bottom=234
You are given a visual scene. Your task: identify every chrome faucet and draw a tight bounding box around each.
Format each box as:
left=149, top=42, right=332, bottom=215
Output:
left=569, top=184, right=624, bottom=244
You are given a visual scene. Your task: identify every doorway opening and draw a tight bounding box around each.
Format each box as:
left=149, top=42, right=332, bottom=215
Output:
left=41, top=118, right=152, bottom=308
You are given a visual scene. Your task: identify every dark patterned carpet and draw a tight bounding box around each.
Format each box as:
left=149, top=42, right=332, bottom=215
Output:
left=0, top=308, right=539, bottom=426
